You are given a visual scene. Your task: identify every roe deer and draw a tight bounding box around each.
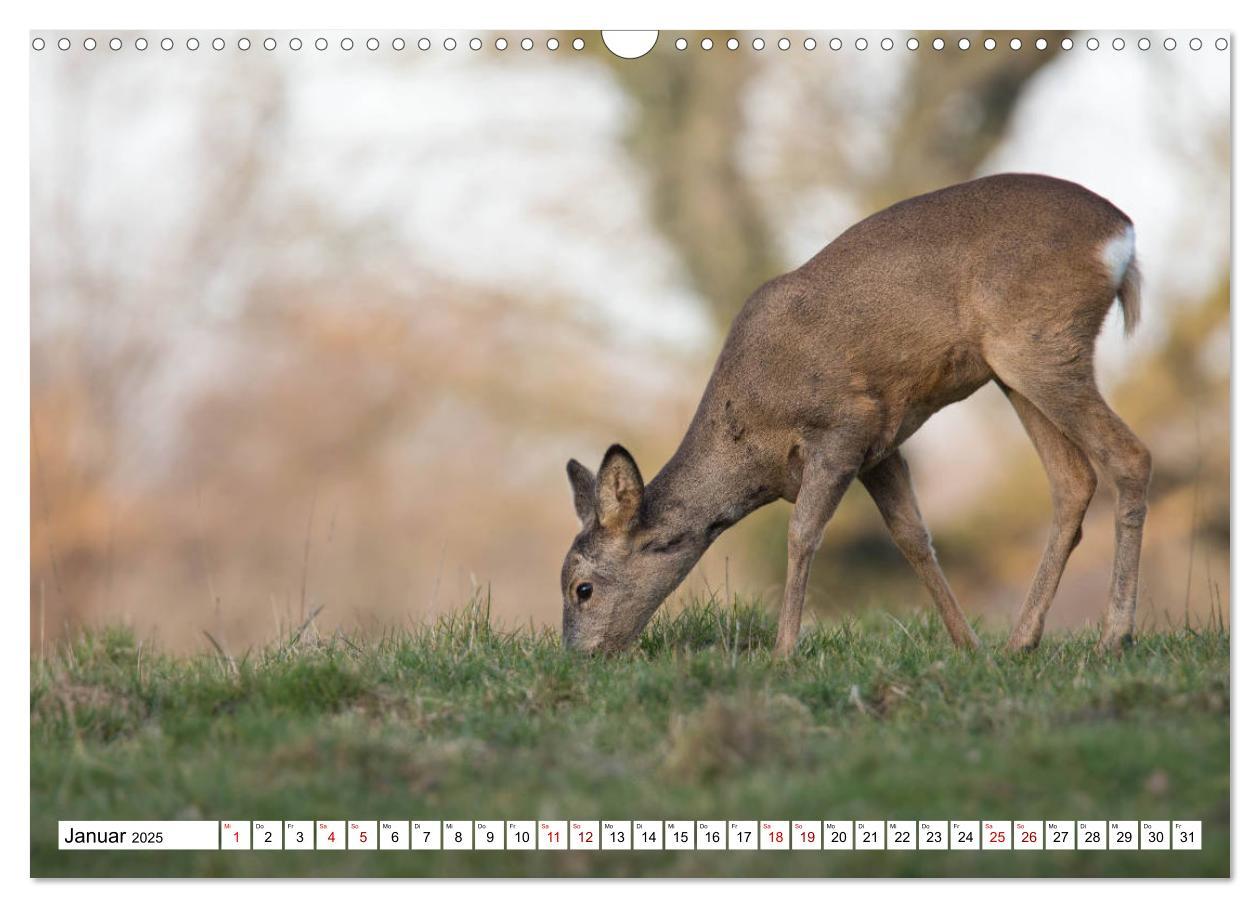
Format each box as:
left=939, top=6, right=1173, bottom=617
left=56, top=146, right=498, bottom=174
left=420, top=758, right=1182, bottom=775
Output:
left=562, top=173, right=1148, bottom=656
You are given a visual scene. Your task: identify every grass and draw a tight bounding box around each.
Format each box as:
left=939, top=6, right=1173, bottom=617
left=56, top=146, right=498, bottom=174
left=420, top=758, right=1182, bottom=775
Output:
left=31, top=595, right=1229, bottom=877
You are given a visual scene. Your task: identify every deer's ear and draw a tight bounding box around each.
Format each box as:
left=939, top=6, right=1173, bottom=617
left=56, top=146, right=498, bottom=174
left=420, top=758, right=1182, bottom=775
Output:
left=567, top=459, right=597, bottom=526
left=595, top=444, right=644, bottom=532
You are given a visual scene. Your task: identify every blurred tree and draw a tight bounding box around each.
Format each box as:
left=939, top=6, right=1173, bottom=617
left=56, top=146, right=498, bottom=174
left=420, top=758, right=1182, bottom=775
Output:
left=594, top=31, right=1063, bottom=323
left=599, top=32, right=781, bottom=323
left=868, top=31, right=1064, bottom=209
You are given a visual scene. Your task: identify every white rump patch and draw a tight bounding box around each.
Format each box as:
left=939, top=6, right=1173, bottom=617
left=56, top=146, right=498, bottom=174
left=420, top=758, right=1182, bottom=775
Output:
left=1098, top=224, right=1136, bottom=287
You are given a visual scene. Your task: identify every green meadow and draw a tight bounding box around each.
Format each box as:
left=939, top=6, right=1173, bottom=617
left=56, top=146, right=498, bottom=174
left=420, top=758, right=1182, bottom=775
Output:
left=31, top=597, right=1229, bottom=877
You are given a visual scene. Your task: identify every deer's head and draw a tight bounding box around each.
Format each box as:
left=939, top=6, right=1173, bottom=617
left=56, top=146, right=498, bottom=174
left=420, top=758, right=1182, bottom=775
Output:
left=560, top=445, right=697, bottom=653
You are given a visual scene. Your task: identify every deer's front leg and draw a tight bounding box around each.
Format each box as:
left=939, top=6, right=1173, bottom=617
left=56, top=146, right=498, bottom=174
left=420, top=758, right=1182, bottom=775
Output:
left=774, top=449, right=858, bottom=657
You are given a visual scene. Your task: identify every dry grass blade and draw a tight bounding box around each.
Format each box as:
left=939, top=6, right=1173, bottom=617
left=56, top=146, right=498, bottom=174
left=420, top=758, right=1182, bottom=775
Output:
left=848, top=683, right=870, bottom=717
left=201, top=629, right=238, bottom=676
left=282, top=604, right=326, bottom=656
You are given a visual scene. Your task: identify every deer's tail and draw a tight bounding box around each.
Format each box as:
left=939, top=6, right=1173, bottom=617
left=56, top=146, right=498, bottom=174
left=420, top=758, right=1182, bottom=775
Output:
left=1118, top=256, right=1142, bottom=337
left=1102, top=222, right=1141, bottom=337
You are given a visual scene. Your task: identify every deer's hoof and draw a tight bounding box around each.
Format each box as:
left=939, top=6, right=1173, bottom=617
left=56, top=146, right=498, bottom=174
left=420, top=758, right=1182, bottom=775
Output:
left=956, top=628, right=982, bottom=651
left=772, top=640, right=798, bottom=660
left=1005, top=625, right=1042, bottom=654
left=1096, top=630, right=1135, bottom=655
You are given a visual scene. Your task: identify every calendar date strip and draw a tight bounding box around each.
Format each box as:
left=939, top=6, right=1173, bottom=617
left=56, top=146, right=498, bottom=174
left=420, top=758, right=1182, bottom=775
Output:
left=59, top=819, right=1202, bottom=852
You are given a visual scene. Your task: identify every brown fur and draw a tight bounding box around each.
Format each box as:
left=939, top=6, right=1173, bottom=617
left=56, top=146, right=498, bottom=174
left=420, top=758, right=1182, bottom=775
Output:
left=563, top=173, right=1149, bottom=656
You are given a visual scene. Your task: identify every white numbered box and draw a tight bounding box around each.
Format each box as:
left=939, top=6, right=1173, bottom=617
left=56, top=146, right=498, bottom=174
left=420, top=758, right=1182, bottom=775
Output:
left=823, top=820, right=854, bottom=850
left=887, top=820, right=915, bottom=850
left=410, top=821, right=440, bottom=850
left=1077, top=821, right=1106, bottom=850
left=1045, top=821, right=1074, bottom=850
left=221, top=820, right=250, bottom=850
left=951, top=820, right=979, bottom=850
left=855, top=820, right=884, bottom=850
left=665, top=820, right=695, bottom=850
left=982, top=820, right=1012, bottom=850
left=253, top=821, right=282, bottom=851
left=379, top=820, right=408, bottom=850
left=538, top=820, right=567, bottom=850
left=1014, top=820, right=1043, bottom=850
left=792, top=820, right=821, bottom=850
left=475, top=821, right=504, bottom=850
left=634, top=821, right=664, bottom=850
left=697, top=821, right=726, bottom=850
left=918, top=821, right=947, bottom=851
left=1109, top=821, right=1138, bottom=850
left=1141, top=820, right=1171, bottom=850
left=760, top=820, right=789, bottom=850
left=1173, top=820, right=1202, bottom=851
left=728, top=820, right=758, bottom=851
left=284, top=821, right=314, bottom=850
left=348, top=820, right=377, bottom=850
left=570, top=821, right=599, bottom=850
left=601, top=821, right=631, bottom=850
left=443, top=820, right=472, bottom=851
left=317, top=820, right=346, bottom=850
left=507, top=821, right=536, bottom=850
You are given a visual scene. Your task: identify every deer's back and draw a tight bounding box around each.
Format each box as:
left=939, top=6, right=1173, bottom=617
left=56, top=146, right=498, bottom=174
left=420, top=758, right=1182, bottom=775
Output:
left=706, top=173, right=1134, bottom=454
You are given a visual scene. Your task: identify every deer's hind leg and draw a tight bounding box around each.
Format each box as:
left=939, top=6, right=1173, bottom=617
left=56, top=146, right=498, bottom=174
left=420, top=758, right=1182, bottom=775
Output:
left=990, top=354, right=1151, bottom=654
left=861, top=452, right=979, bottom=649
left=1001, top=387, right=1097, bottom=652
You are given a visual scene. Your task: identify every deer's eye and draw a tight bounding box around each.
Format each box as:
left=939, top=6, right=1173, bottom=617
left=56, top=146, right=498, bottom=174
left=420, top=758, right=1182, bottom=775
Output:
left=575, top=582, right=593, bottom=602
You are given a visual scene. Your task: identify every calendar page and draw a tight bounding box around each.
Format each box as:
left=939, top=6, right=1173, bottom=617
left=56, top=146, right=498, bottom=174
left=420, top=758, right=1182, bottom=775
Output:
left=28, top=22, right=1230, bottom=880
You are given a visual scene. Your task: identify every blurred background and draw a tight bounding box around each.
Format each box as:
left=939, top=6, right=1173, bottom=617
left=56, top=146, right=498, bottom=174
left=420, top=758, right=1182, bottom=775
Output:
left=30, top=30, right=1230, bottom=652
